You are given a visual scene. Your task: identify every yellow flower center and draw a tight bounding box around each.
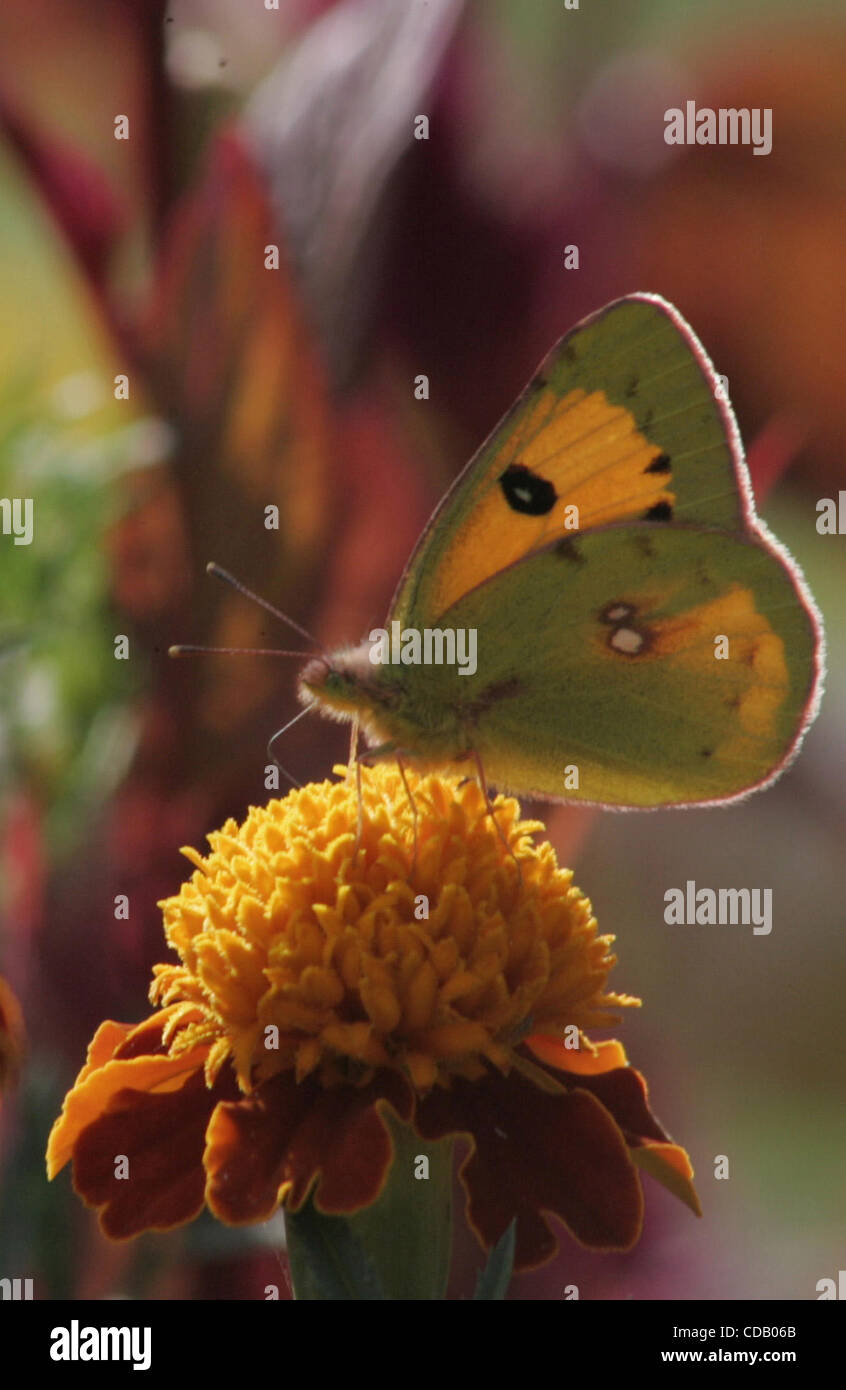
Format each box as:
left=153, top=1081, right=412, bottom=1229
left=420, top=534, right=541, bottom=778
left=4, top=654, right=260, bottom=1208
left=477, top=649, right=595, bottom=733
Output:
left=152, top=766, right=635, bottom=1094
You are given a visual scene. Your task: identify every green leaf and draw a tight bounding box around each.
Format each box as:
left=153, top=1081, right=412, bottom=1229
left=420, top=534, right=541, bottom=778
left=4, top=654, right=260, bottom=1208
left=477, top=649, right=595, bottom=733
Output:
left=285, top=1199, right=385, bottom=1301
left=473, top=1220, right=516, bottom=1300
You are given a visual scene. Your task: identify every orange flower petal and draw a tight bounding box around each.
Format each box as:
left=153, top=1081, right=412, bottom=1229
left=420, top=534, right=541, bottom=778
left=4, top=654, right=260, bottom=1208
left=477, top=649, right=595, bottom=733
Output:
left=114, top=1008, right=205, bottom=1060
left=631, top=1142, right=703, bottom=1218
left=79, top=1021, right=135, bottom=1079
left=205, top=1070, right=413, bottom=1225
left=47, top=1030, right=210, bottom=1178
left=526, top=1033, right=628, bottom=1075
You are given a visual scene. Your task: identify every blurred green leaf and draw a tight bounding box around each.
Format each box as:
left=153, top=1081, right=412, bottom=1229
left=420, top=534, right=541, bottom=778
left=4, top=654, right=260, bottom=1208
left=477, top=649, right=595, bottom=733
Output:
left=473, top=1220, right=515, bottom=1301
left=285, top=1199, right=385, bottom=1301
left=0, top=134, right=153, bottom=853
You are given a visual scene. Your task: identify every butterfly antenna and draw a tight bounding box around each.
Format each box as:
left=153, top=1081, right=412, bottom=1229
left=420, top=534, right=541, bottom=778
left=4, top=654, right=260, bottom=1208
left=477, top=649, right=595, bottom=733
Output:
left=205, top=562, right=325, bottom=653
left=168, top=644, right=312, bottom=659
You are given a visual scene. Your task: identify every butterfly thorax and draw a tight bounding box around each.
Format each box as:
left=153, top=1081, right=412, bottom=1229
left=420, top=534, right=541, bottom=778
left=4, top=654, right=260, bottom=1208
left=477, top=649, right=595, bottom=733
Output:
left=299, top=644, right=472, bottom=764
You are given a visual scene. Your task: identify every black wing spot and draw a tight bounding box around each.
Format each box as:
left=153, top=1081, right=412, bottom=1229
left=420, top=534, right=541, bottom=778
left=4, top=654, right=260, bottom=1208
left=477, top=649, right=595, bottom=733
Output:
left=555, top=537, right=585, bottom=564
left=700, top=747, right=714, bottom=759
left=644, top=453, right=671, bottom=474
left=499, top=463, right=557, bottom=516
left=643, top=499, right=673, bottom=521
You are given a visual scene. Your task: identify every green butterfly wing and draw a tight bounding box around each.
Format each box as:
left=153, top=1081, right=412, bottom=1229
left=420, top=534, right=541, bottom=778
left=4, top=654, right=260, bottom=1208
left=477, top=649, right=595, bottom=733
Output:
left=392, top=294, right=750, bottom=631
left=420, top=522, right=821, bottom=807
left=368, top=294, right=823, bottom=806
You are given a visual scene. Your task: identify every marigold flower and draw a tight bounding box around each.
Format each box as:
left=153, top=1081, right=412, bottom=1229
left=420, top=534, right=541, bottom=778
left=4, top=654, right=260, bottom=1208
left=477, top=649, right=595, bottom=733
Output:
left=47, top=766, right=699, bottom=1271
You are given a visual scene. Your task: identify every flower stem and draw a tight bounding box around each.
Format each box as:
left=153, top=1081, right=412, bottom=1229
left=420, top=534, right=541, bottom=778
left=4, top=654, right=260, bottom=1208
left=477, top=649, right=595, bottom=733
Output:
left=286, top=1118, right=453, bottom=1300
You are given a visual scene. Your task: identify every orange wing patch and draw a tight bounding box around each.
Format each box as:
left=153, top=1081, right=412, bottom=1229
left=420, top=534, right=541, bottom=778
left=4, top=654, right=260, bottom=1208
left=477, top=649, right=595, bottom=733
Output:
left=433, top=387, right=672, bottom=618
left=652, top=588, right=789, bottom=762
left=595, top=584, right=790, bottom=770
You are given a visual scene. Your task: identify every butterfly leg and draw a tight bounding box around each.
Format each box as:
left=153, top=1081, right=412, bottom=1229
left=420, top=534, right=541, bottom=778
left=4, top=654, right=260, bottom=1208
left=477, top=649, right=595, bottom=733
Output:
left=350, top=737, right=402, bottom=855
left=354, top=757, right=363, bottom=856
left=396, top=756, right=419, bottom=875
left=471, top=748, right=522, bottom=880
left=347, top=716, right=365, bottom=853
left=352, top=741, right=420, bottom=874
left=347, top=714, right=361, bottom=778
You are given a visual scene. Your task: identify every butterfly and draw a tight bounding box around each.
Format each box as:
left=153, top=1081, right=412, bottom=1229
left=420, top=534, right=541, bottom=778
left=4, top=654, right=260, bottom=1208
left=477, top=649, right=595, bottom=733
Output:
left=291, top=294, right=825, bottom=809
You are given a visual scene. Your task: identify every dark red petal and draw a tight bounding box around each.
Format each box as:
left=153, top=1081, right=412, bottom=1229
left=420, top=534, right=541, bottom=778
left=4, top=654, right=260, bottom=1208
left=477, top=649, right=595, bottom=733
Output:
left=205, top=1070, right=413, bottom=1225
left=555, top=1064, right=702, bottom=1217
left=561, top=1065, right=670, bottom=1145
left=415, top=1068, right=643, bottom=1271
left=72, top=1067, right=238, bottom=1240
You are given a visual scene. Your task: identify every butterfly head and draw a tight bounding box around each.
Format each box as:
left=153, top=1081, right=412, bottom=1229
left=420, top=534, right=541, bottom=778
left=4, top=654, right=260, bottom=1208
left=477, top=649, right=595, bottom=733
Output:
left=298, top=644, right=380, bottom=722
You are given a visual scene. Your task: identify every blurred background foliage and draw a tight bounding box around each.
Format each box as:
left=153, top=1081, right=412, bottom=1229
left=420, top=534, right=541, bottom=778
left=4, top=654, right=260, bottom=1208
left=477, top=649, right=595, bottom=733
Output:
left=0, top=0, right=844, bottom=1300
